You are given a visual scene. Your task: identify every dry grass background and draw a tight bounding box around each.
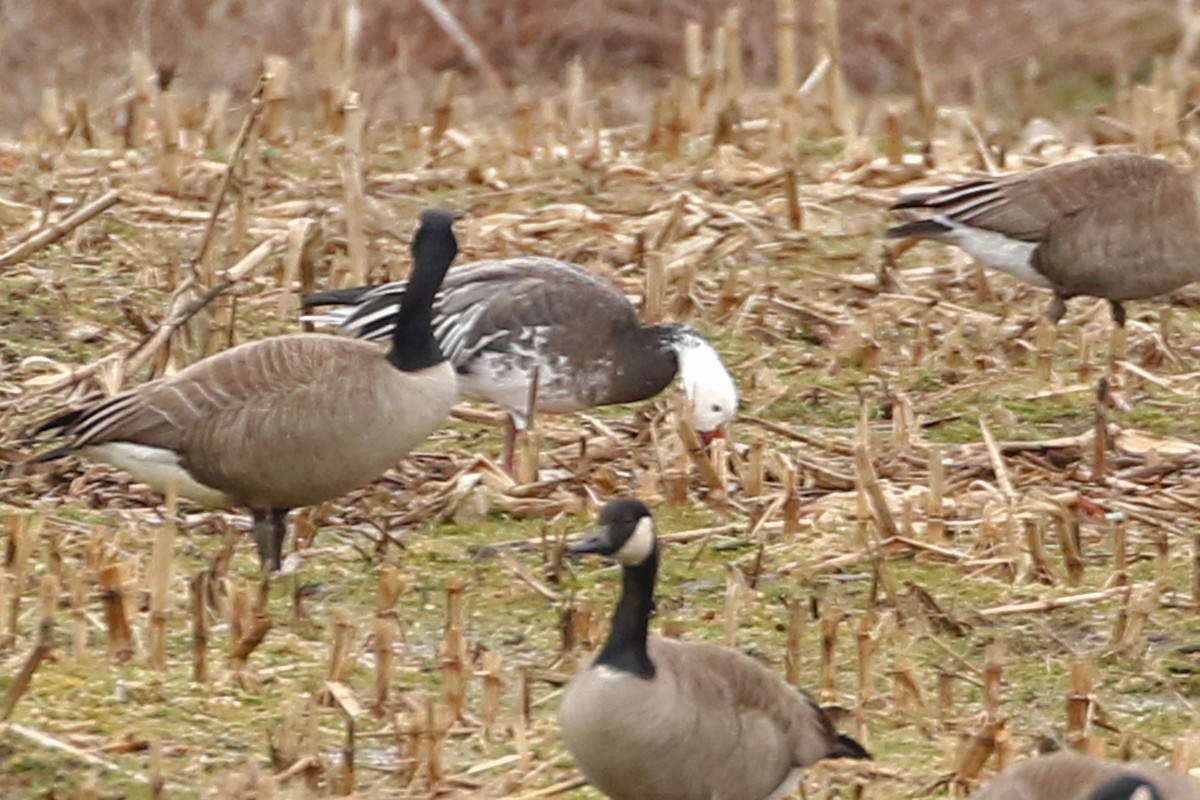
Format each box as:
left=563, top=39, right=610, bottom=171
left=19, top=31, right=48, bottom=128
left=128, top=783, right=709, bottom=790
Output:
left=1, top=0, right=1200, bottom=798
left=0, top=0, right=1184, bottom=134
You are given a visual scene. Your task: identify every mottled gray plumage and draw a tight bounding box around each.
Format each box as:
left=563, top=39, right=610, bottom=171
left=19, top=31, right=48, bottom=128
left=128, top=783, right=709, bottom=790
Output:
left=303, top=256, right=738, bottom=470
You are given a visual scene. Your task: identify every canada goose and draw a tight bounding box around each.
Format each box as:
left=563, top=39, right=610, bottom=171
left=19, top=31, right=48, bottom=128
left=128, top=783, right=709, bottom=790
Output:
left=886, top=154, right=1200, bottom=326
left=24, top=209, right=461, bottom=571
left=301, top=256, right=738, bottom=472
left=969, top=751, right=1200, bottom=800
left=558, top=498, right=870, bottom=800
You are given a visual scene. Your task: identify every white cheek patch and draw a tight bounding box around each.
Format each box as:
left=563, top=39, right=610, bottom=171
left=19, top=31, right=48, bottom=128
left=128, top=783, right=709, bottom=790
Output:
left=614, top=515, right=656, bottom=565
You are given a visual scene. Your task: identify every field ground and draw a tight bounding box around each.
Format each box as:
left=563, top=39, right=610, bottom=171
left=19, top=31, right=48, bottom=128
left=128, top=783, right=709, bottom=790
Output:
left=2, top=2, right=1200, bottom=799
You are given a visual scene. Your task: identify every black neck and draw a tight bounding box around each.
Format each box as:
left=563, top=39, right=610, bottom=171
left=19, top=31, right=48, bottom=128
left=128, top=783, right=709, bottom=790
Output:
left=604, top=325, right=682, bottom=404
left=387, top=220, right=457, bottom=372
left=594, top=546, right=658, bottom=679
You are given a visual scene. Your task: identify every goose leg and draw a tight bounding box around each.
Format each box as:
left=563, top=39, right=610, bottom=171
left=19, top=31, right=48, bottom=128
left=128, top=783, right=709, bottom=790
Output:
left=1108, top=299, right=1126, bottom=327
left=1047, top=293, right=1068, bottom=324
left=251, top=508, right=290, bottom=572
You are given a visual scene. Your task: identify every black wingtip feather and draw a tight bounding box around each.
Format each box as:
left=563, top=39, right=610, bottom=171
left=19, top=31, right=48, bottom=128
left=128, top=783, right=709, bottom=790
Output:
left=885, top=219, right=952, bottom=239
left=31, top=407, right=87, bottom=437
left=832, top=733, right=872, bottom=761
left=300, top=284, right=377, bottom=309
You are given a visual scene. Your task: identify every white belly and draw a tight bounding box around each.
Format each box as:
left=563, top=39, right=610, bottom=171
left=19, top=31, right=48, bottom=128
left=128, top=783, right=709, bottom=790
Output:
left=936, top=215, right=1047, bottom=287
left=81, top=443, right=232, bottom=508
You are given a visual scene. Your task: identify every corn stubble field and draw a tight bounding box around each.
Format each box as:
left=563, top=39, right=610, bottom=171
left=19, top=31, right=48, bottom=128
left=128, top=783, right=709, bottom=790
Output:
left=1, top=2, right=1200, bottom=799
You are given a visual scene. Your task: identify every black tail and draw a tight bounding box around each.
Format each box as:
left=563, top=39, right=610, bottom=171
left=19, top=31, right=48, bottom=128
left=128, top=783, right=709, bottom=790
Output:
left=300, top=284, right=377, bottom=309
left=31, top=406, right=88, bottom=437
left=885, top=218, right=951, bottom=240
left=830, top=733, right=872, bottom=761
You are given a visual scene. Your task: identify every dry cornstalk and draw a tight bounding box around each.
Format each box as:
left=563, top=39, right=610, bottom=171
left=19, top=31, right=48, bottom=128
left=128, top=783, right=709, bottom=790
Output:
left=953, top=717, right=1007, bottom=791
left=479, top=650, right=504, bottom=739
left=1054, top=513, right=1086, bottom=586
left=146, top=508, right=176, bottom=671
left=856, top=612, right=876, bottom=705
left=69, top=567, right=87, bottom=660
left=0, top=191, right=122, bottom=270
left=818, top=607, right=844, bottom=698
left=644, top=250, right=665, bottom=324
left=743, top=436, right=765, bottom=498
left=515, top=367, right=541, bottom=485
left=722, top=564, right=745, bottom=648
left=1066, top=660, right=1094, bottom=746
left=982, top=639, right=1004, bottom=718
left=441, top=577, right=468, bottom=719
left=372, top=568, right=405, bottom=712
left=682, top=22, right=704, bottom=132
left=938, top=670, right=956, bottom=727
left=979, top=583, right=1146, bottom=617
left=1022, top=519, right=1056, bottom=585
left=328, top=608, right=357, bottom=683
left=261, top=55, right=291, bottom=142
left=926, top=445, right=945, bottom=543
left=784, top=596, right=804, bottom=687
left=156, top=84, right=182, bottom=195
left=340, top=90, right=368, bottom=287
left=190, top=571, right=209, bottom=683
left=1034, top=319, right=1056, bottom=384
left=0, top=574, right=58, bottom=720
left=783, top=167, right=802, bottom=230
left=99, top=559, right=134, bottom=663
left=815, top=0, right=849, bottom=135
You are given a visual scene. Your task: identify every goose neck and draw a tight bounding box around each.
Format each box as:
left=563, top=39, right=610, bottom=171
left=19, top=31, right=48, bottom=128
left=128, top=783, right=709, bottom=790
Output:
left=594, top=548, right=658, bottom=679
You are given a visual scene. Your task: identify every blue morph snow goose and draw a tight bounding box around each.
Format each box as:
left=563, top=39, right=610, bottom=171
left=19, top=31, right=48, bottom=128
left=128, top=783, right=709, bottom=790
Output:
left=302, top=256, right=738, bottom=471
left=887, top=154, right=1200, bottom=326
left=26, top=209, right=461, bottom=571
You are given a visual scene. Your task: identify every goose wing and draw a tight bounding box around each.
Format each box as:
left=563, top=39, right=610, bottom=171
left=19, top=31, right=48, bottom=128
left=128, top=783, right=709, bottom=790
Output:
left=890, top=155, right=1178, bottom=244
left=303, top=256, right=639, bottom=367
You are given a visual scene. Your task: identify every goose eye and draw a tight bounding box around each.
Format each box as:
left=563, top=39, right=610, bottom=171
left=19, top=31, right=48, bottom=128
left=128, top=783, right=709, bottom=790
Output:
left=710, top=403, right=722, bottom=412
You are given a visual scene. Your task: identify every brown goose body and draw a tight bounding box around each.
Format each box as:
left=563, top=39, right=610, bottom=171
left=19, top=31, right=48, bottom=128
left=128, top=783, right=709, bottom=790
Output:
left=887, top=154, right=1200, bottom=325
left=48, top=334, right=455, bottom=511
left=559, top=499, right=869, bottom=800
left=969, top=752, right=1200, bottom=800
left=560, top=636, right=864, bottom=800
left=27, top=209, right=461, bottom=570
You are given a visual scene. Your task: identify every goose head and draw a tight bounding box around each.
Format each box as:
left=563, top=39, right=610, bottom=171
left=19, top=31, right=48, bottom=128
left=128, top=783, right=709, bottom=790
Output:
left=568, top=498, right=657, bottom=567
left=667, top=327, right=738, bottom=442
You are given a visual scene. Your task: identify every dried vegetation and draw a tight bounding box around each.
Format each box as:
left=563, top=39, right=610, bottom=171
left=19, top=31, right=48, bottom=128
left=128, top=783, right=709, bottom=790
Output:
left=1, top=0, right=1200, bottom=798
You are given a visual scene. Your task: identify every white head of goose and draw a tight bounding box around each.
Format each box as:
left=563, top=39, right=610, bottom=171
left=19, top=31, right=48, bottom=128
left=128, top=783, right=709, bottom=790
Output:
left=24, top=209, right=461, bottom=571
left=558, top=498, right=870, bottom=800
left=886, top=154, right=1200, bottom=327
left=968, top=751, right=1199, bottom=800
left=301, top=256, right=738, bottom=472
